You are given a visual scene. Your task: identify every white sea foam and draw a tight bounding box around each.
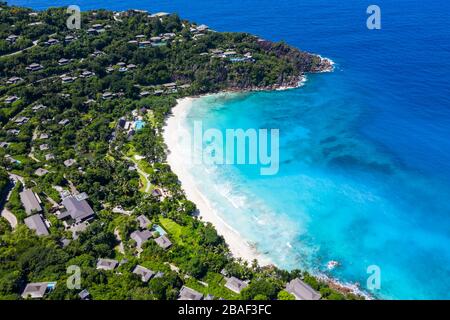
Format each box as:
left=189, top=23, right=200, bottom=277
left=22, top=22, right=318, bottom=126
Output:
left=163, top=94, right=371, bottom=298
left=164, top=97, right=272, bottom=265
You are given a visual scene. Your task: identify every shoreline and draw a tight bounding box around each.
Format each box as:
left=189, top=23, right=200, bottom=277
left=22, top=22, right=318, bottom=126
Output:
left=163, top=94, right=371, bottom=299
left=163, top=96, right=273, bottom=266
left=161, top=56, right=371, bottom=299
left=162, top=56, right=334, bottom=264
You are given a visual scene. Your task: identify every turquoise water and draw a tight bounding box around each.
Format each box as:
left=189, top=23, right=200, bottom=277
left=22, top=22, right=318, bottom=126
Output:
left=183, top=89, right=450, bottom=300
left=153, top=225, right=167, bottom=236
left=14, top=0, right=450, bottom=299
left=134, top=120, right=145, bottom=130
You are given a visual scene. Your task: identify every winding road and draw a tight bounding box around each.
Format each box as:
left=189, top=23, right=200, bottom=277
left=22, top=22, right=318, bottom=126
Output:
left=1, top=40, right=39, bottom=59
left=0, top=174, right=21, bottom=229
left=125, top=156, right=152, bottom=193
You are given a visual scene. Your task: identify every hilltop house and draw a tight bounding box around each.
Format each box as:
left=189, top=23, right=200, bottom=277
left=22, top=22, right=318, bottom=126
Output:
left=92, top=23, right=103, bottom=30
left=78, top=289, right=90, bottom=300
left=45, top=38, right=59, bottom=46
left=285, top=278, right=321, bottom=300
left=6, top=34, right=18, bottom=43
left=5, top=95, right=19, bottom=104
left=65, top=35, right=76, bottom=43
left=196, top=24, right=209, bottom=32
left=61, top=76, right=75, bottom=84
left=149, top=12, right=170, bottom=18
left=96, top=258, right=118, bottom=271
left=102, top=92, right=114, bottom=99
left=19, top=189, right=42, bottom=215
left=24, top=214, right=49, bottom=236
left=7, top=76, right=23, bottom=84
left=34, top=168, right=49, bottom=176
left=26, top=63, right=43, bottom=71
left=88, top=24, right=105, bottom=34
left=14, top=116, right=29, bottom=125
left=32, top=104, right=47, bottom=112
left=63, top=158, right=76, bottom=167
left=139, top=41, right=151, bottom=48
left=7, top=129, right=20, bottom=135
left=154, top=234, right=172, bottom=250
left=58, top=195, right=95, bottom=223
left=178, top=286, right=203, bottom=300
left=21, top=282, right=56, bottom=299
left=58, top=58, right=69, bottom=65
left=58, top=118, right=70, bottom=126
left=90, top=50, right=104, bottom=57
left=152, top=188, right=162, bottom=197
left=80, top=70, right=94, bottom=78
left=162, top=32, right=176, bottom=40
left=130, top=229, right=153, bottom=249
left=225, top=276, right=248, bottom=294
left=132, top=265, right=155, bottom=282
left=136, top=215, right=151, bottom=229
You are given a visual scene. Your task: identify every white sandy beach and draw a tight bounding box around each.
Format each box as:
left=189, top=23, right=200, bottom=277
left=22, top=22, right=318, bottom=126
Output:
left=162, top=95, right=371, bottom=298
left=163, top=96, right=272, bottom=266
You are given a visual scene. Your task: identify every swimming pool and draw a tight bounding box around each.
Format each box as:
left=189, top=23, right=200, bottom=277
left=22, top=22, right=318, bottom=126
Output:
left=153, top=225, right=166, bottom=236
left=134, top=120, right=145, bottom=130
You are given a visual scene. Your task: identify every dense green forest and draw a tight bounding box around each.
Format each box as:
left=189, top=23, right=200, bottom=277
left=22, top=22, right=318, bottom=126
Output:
left=0, top=3, right=358, bottom=300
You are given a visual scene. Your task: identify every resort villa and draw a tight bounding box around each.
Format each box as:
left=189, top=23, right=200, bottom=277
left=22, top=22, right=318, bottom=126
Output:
left=4, top=95, right=19, bottom=104
left=102, top=92, right=114, bottom=100
left=26, top=63, right=43, bottom=72
left=63, top=158, right=76, bottom=167
left=21, top=282, right=56, bottom=299
left=224, top=276, right=248, bottom=294
left=58, top=58, right=69, bottom=65
left=34, top=168, right=49, bottom=177
left=58, top=119, right=70, bottom=126
left=132, top=265, right=155, bottom=282
left=178, top=286, right=203, bottom=300
left=116, top=110, right=146, bottom=138
left=44, top=38, right=59, bottom=46
left=14, top=116, right=29, bottom=125
left=33, top=104, right=47, bottom=112
left=6, top=34, right=18, bottom=43
left=154, top=234, right=172, bottom=250
left=58, top=194, right=95, bottom=223
left=19, top=189, right=42, bottom=215
left=65, top=35, right=76, bottom=43
left=130, top=229, right=153, bottom=250
left=285, top=278, right=322, bottom=300
left=24, top=214, right=49, bottom=236
left=78, top=289, right=90, bottom=300
left=96, top=258, right=119, bottom=271
left=6, top=76, right=23, bottom=84
left=136, top=215, right=151, bottom=229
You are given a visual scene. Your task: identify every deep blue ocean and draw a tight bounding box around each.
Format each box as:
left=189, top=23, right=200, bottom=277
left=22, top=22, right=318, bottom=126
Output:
left=12, top=0, right=450, bottom=299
